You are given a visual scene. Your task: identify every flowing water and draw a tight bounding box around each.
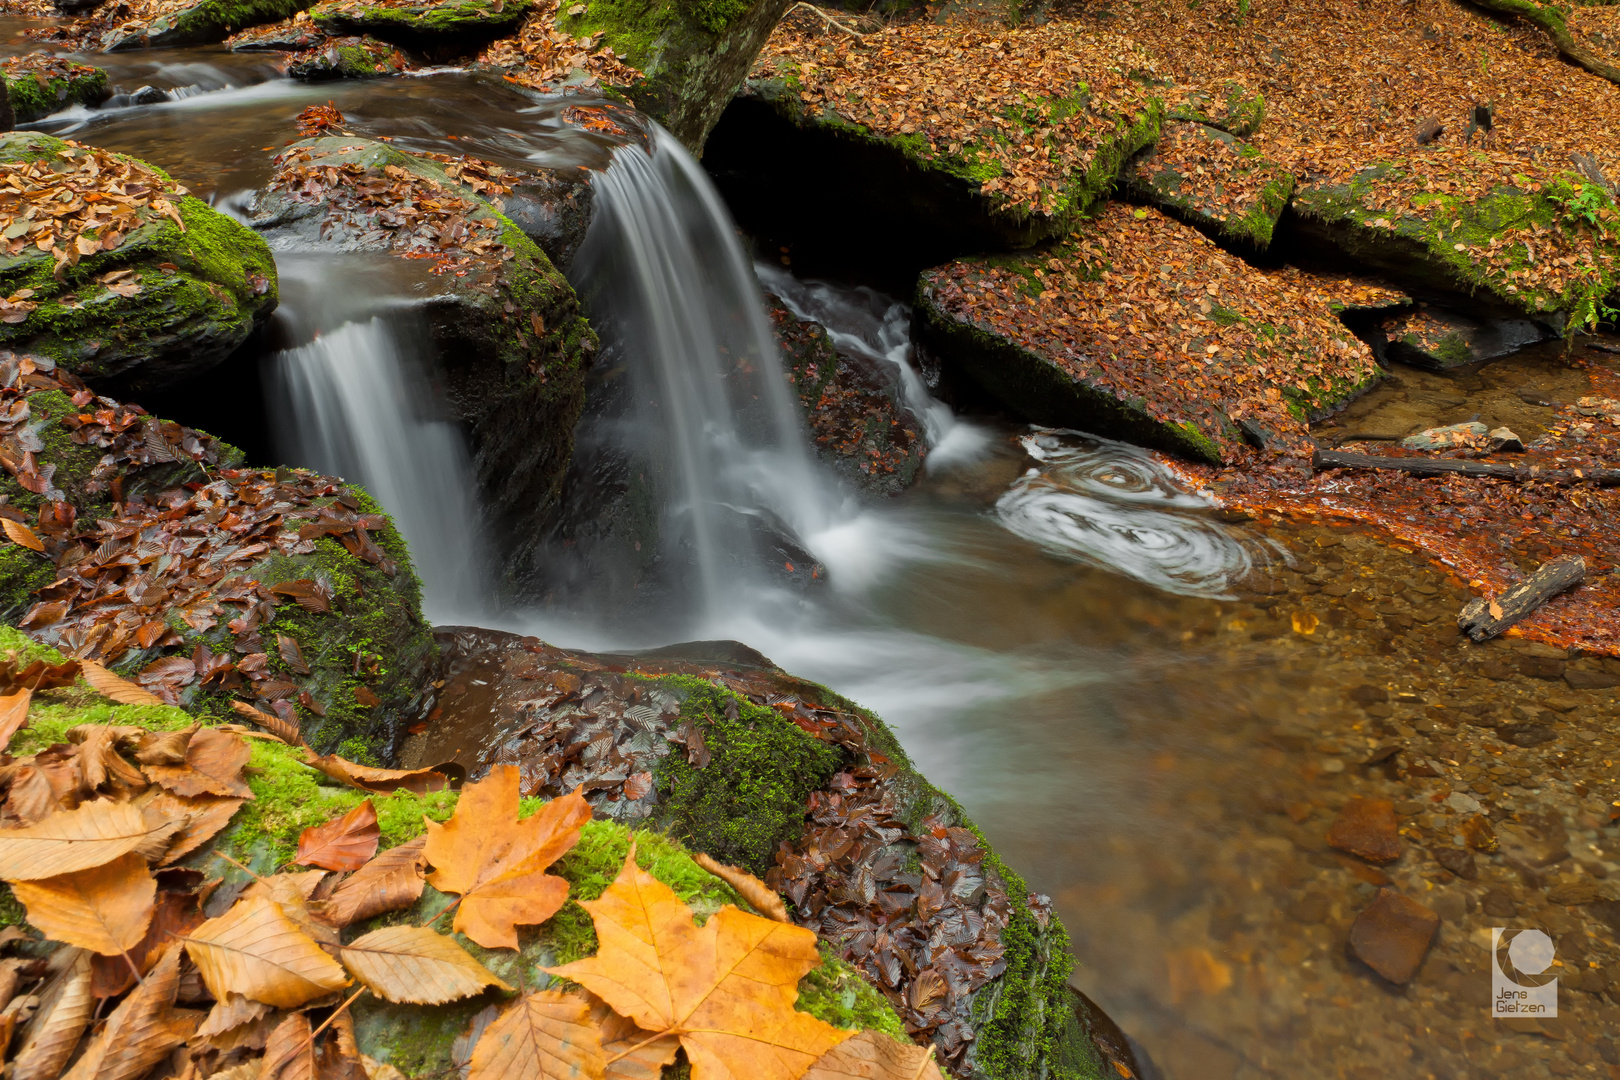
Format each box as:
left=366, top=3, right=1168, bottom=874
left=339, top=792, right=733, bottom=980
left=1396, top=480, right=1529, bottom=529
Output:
left=11, top=24, right=1620, bottom=1078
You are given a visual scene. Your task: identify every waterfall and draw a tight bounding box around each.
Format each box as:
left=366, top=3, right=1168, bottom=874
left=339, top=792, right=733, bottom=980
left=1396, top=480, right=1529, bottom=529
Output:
left=267, top=315, right=490, bottom=624
left=565, top=126, right=845, bottom=621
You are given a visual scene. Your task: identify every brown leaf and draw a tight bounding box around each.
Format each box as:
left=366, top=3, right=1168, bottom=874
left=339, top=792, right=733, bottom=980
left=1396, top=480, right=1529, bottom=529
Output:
left=1, top=518, right=43, bottom=552
left=589, top=993, right=680, bottom=1080
left=135, top=790, right=243, bottom=867
left=341, top=924, right=512, bottom=1004
left=11, top=851, right=155, bottom=956
left=90, top=886, right=205, bottom=998
left=319, top=835, right=426, bottom=929
left=295, top=800, right=379, bottom=872
left=424, top=769, right=589, bottom=949
left=693, top=852, right=791, bottom=923
left=302, top=751, right=450, bottom=795
left=73, top=724, right=149, bottom=794
left=229, top=700, right=302, bottom=746
left=144, top=727, right=253, bottom=799
left=190, top=991, right=270, bottom=1043
left=260, top=1009, right=316, bottom=1080
left=0, top=688, right=30, bottom=753
left=11, top=948, right=93, bottom=1080
left=134, top=726, right=196, bottom=767
left=61, top=943, right=200, bottom=1080
left=467, top=990, right=604, bottom=1080
left=317, top=1008, right=371, bottom=1080
left=801, top=1030, right=947, bottom=1080
left=0, top=798, right=181, bottom=880
left=79, top=660, right=165, bottom=707
left=184, top=896, right=349, bottom=1009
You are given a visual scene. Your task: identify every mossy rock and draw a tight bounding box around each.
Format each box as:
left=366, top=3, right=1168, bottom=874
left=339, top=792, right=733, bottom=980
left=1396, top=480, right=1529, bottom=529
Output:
left=1378, top=307, right=1550, bottom=370
left=555, top=0, right=795, bottom=152
left=250, top=136, right=595, bottom=596
left=1127, top=121, right=1295, bottom=249
left=310, top=0, right=529, bottom=44
left=287, top=35, right=413, bottom=78
left=1167, top=80, right=1265, bottom=138
left=0, top=133, right=279, bottom=396
left=1, top=62, right=111, bottom=124
left=102, top=0, right=317, bottom=50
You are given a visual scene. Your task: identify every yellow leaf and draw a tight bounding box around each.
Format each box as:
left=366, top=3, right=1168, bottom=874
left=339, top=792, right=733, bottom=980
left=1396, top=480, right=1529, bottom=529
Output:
left=693, top=852, right=790, bottom=923
left=340, top=925, right=511, bottom=1004
left=11, top=851, right=155, bottom=956
left=1290, top=611, right=1319, bottom=635
left=467, top=990, right=605, bottom=1080
left=11, top=949, right=94, bottom=1080
left=802, top=1030, right=948, bottom=1080
left=548, top=843, right=850, bottom=1080
left=0, top=799, right=180, bottom=881
left=1, top=518, right=42, bottom=551
left=184, top=896, right=349, bottom=1009
left=78, top=660, right=165, bottom=707
left=1488, top=599, right=1505, bottom=620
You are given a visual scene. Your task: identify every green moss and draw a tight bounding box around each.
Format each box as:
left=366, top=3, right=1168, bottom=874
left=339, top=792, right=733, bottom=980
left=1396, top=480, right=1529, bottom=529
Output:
left=798, top=945, right=910, bottom=1039
left=0, top=545, right=56, bottom=625
left=649, top=675, right=842, bottom=876
left=311, top=0, right=529, bottom=35
left=143, top=0, right=317, bottom=47
left=3, top=67, right=110, bottom=124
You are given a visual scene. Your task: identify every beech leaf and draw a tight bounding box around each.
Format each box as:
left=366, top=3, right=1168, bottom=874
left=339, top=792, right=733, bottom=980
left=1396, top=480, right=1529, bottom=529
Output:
left=296, top=799, right=380, bottom=871
left=423, top=768, right=589, bottom=949
left=802, top=1030, right=948, bottom=1080
left=184, top=896, right=349, bottom=1009
left=0, top=688, right=30, bottom=752
left=90, top=886, right=205, bottom=998
left=10, top=948, right=94, bottom=1080
left=79, top=660, right=166, bottom=707
left=302, top=750, right=452, bottom=794
left=548, top=843, right=850, bottom=1080
left=320, top=835, right=426, bottom=928
left=11, top=850, right=155, bottom=956
left=61, top=943, right=199, bottom=1080
left=0, top=798, right=181, bottom=880
left=229, top=700, right=302, bottom=746
left=341, top=924, right=512, bottom=1004
left=260, top=1009, right=316, bottom=1080
left=693, top=851, right=790, bottom=923
left=144, top=726, right=254, bottom=799
left=1, top=518, right=43, bottom=551
left=467, top=990, right=605, bottom=1080
left=132, top=789, right=245, bottom=866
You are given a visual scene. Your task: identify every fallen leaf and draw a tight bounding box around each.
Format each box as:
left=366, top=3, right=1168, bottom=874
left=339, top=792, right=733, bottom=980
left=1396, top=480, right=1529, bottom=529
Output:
left=260, top=1009, right=316, bottom=1080
left=589, top=993, right=679, bottom=1080
left=10, top=948, right=93, bottom=1080
left=79, top=660, right=165, bottom=707
left=91, top=886, right=205, bottom=998
left=73, top=724, right=149, bottom=794
left=467, top=990, right=605, bottom=1080
left=191, top=992, right=270, bottom=1043
left=424, top=769, right=589, bottom=949
left=62, top=943, right=199, bottom=1080
left=801, top=1030, right=948, bottom=1080
left=296, top=800, right=380, bottom=872
left=0, top=519, right=42, bottom=551
left=693, top=852, right=790, bottom=923
left=184, top=896, right=349, bottom=1009
left=229, top=700, right=302, bottom=746
left=320, top=835, right=426, bottom=928
left=0, top=799, right=180, bottom=880
left=549, top=843, right=850, bottom=1080
left=341, top=924, right=512, bottom=1004
left=11, top=851, right=155, bottom=957
left=0, top=688, right=30, bottom=752
left=135, top=790, right=243, bottom=866
left=145, top=727, right=253, bottom=799
left=303, top=751, right=451, bottom=795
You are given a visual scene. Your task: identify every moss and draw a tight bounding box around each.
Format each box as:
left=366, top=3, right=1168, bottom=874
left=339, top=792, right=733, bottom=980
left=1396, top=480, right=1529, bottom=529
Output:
left=4, top=67, right=110, bottom=124
left=648, top=675, right=842, bottom=876
left=311, top=0, right=529, bottom=36
left=139, top=0, right=317, bottom=48
left=798, top=945, right=910, bottom=1040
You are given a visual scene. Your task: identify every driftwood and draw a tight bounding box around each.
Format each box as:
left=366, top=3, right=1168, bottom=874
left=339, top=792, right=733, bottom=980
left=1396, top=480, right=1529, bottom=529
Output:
left=1458, top=555, right=1586, bottom=641
left=1312, top=449, right=1620, bottom=486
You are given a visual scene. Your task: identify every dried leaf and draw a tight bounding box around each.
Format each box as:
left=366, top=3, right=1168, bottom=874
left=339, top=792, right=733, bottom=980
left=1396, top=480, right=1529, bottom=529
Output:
left=191, top=992, right=270, bottom=1043
left=79, top=660, right=165, bottom=707
left=184, top=896, right=349, bottom=1009
left=295, top=799, right=379, bottom=872
left=11, top=851, right=155, bottom=956
left=693, top=852, right=790, bottom=923
left=302, top=751, right=451, bottom=795
left=261, top=1009, right=316, bottom=1080
left=229, top=700, right=302, bottom=746
left=1, top=518, right=43, bottom=551
left=144, top=727, right=253, bottom=799
left=62, top=943, right=199, bottom=1080
left=590, top=994, right=679, bottom=1080
left=133, top=790, right=244, bottom=866
left=90, top=887, right=205, bottom=998
left=11, top=949, right=93, bottom=1080
left=423, top=769, right=589, bottom=949
left=0, top=688, right=30, bottom=753
left=0, top=798, right=180, bottom=880
left=341, top=924, right=512, bottom=1004
left=549, top=843, right=850, bottom=1080
left=320, top=835, right=426, bottom=929
left=801, top=1030, right=948, bottom=1080
left=466, top=990, right=605, bottom=1080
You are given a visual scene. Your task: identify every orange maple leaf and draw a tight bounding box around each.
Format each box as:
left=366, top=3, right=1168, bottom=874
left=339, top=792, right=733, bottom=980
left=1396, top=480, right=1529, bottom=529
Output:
left=547, top=842, right=850, bottom=1080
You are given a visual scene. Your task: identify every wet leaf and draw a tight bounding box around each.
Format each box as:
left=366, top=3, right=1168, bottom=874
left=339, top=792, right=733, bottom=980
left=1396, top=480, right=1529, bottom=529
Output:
left=79, top=660, right=165, bottom=707
left=341, top=924, right=512, bottom=1004
left=296, top=799, right=380, bottom=872
left=184, top=896, right=349, bottom=1009
left=320, top=835, right=426, bottom=928
left=10, top=851, right=155, bottom=956
left=229, top=700, right=302, bottom=746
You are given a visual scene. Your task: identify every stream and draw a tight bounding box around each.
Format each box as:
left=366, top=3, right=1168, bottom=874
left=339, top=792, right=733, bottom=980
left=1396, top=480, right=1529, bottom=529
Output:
left=9, top=23, right=1619, bottom=1080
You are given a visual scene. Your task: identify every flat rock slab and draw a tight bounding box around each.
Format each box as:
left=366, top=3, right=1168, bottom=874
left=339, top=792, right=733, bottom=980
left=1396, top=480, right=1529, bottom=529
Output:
left=1327, top=796, right=1402, bottom=862
left=1379, top=307, right=1549, bottom=370
left=310, top=0, right=528, bottom=41
left=1349, top=888, right=1439, bottom=984
left=1127, top=120, right=1295, bottom=247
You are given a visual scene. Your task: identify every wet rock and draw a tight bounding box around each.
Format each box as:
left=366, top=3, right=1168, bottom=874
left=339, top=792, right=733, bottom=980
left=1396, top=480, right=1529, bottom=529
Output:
left=122, top=85, right=169, bottom=106
left=1482, top=886, right=1518, bottom=918
left=226, top=18, right=329, bottom=51
left=288, top=35, right=412, bottom=79
left=1566, top=666, right=1620, bottom=689
left=1126, top=121, right=1295, bottom=247
left=1327, top=796, right=1402, bottom=862
left=1348, top=683, right=1388, bottom=706
left=1488, top=426, right=1524, bottom=452
left=1547, top=880, right=1613, bottom=905
left=1400, top=420, right=1488, bottom=450
left=0, top=132, right=278, bottom=394
left=1432, top=846, right=1478, bottom=880
left=1, top=56, right=112, bottom=123
left=1378, top=307, right=1550, bottom=370
left=1349, top=888, right=1439, bottom=984
left=100, top=0, right=310, bottom=49
left=1461, top=814, right=1499, bottom=852
left=1445, top=791, right=1481, bottom=814
left=1288, top=892, right=1331, bottom=923
left=1499, top=722, right=1557, bottom=747
left=310, top=0, right=529, bottom=44
left=498, top=168, right=594, bottom=270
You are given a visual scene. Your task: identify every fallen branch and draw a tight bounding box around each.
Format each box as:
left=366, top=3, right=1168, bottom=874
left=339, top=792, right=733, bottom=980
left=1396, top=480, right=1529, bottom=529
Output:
left=1312, top=449, right=1620, bottom=486
left=1458, top=555, right=1586, bottom=641
left=1467, top=0, right=1620, bottom=87
left=785, top=1, right=871, bottom=37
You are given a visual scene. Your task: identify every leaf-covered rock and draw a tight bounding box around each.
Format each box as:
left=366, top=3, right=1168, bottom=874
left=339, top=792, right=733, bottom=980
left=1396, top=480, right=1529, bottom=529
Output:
left=96, top=0, right=319, bottom=51
left=1126, top=121, right=1294, bottom=249
left=286, top=34, right=414, bottom=78
left=310, top=0, right=529, bottom=43
left=0, top=57, right=111, bottom=125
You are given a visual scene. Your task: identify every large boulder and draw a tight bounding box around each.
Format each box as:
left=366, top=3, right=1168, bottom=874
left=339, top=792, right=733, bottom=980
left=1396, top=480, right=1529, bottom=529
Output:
left=1376, top=306, right=1551, bottom=370
left=916, top=203, right=1397, bottom=462
left=310, top=0, right=529, bottom=44
left=249, top=136, right=596, bottom=590
left=399, top=627, right=1109, bottom=1080
left=287, top=34, right=414, bottom=77
left=0, top=354, right=433, bottom=759
left=0, top=133, right=278, bottom=396
left=0, top=57, right=112, bottom=123
left=100, top=0, right=316, bottom=49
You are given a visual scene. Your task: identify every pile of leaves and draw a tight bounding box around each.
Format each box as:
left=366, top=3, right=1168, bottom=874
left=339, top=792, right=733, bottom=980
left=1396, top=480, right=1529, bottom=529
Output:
left=0, top=55, right=103, bottom=89
left=223, top=16, right=329, bottom=53
left=0, top=658, right=943, bottom=1080
left=477, top=0, right=640, bottom=94
left=432, top=634, right=1028, bottom=1077
left=750, top=10, right=1160, bottom=215
left=0, top=139, right=187, bottom=281
left=1572, top=4, right=1620, bottom=68
left=0, top=0, right=54, bottom=17
left=1130, top=120, right=1292, bottom=236
left=923, top=203, right=1401, bottom=459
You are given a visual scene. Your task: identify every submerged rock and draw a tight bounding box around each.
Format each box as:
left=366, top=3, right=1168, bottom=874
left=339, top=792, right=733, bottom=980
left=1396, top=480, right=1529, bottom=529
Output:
left=1127, top=120, right=1295, bottom=248
left=1377, top=306, right=1550, bottom=369
left=287, top=34, right=413, bottom=78
left=917, top=204, right=1392, bottom=463
left=400, top=627, right=1110, bottom=1080
left=0, top=132, right=278, bottom=395
left=1349, top=888, right=1439, bottom=984
left=1400, top=421, right=1488, bottom=450
left=0, top=56, right=111, bottom=123
left=249, top=136, right=596, bottom=590
left=310, top=0, right=529, bottom=43
left=0, top=356, right=432, bottom=756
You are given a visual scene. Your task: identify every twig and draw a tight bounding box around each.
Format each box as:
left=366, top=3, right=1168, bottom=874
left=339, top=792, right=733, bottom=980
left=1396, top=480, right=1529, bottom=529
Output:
left=212, top=848, right=275, bottom=888
left=420, top=892, right=463, bottom=929
left=785, top=1, right=870, bottom=37
left=279, top=985, right=367, bottom=1065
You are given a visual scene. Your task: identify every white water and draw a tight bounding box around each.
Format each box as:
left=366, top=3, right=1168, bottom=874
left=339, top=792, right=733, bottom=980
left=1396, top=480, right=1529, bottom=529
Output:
left=268, top=317, right=491, bottom=624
